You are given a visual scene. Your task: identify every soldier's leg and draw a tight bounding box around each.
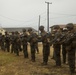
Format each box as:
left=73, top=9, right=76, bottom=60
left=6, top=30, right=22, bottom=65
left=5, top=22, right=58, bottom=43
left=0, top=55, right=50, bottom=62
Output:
left=36, top=46, right=39, bottom=53
left=31, top=46, right=35, bottom=62
left=25, top=45, right=28, bottom=58
left=55, top=47, right=61, bottom=66
left=44, top=54, right=49, bottom=65
left=13, top=44, right=16, bottom=53
left=7, top=43, right=10, bottom=52
left=25, top=49, right=28, bottom=58
left=23, top=49, right=26, bottom=58
left=42, top=46, right=48, bottom=65
left=19, top=44, right=22, bottom=52
left=0, top=43, right=2, bottom=50
left=62, top=45, right=67, bottom=64
left=68, top=49, right=75, bottom=74
left=6, top=43, right=9, bottom=52
left=3, top=43, right=5, bottom=51
left=15, top=45, right=19, bottom=56
left=23, top=45, right=26, bottom=58
left=36, top=44, right=39, bottom=53
left=57, top=53, right=61, bottom=66
left=1, top=42, right=4, bottom=51
left=5, top=43, right=7, bottom=51
left=43, top=46, right=45, bottom=63
left=23, top=45, right=28, bottom=58
left=16, top=49, right=19, bottom=56
left=75, top=49, right=76, bottom=63
left=44, top=46, right=50, bottom=64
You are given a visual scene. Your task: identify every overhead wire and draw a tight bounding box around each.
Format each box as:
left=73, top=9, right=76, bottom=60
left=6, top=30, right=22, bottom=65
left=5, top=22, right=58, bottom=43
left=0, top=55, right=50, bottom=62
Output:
left=49, top=12, right=76, bottom=16
left=0, top=14, right=25, bottom=22
left=0, top=11, right=76, bottom=27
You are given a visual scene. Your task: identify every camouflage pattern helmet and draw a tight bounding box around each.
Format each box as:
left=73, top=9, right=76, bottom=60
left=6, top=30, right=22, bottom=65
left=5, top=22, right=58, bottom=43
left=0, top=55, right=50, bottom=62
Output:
left=66, top=23, right=74, bottom=30
left=15, top=31, right=19, bottom=34
left=22, top=28, right=26, bottom=32
left=53, top=25, right=60, bottom=29
left=39, top=26, right=44, bottom=30
left=28, top=28, right=32, bottom=31
left=5, top=31, right=8, bottom=34
left=11, top=32, right=14, bottom=34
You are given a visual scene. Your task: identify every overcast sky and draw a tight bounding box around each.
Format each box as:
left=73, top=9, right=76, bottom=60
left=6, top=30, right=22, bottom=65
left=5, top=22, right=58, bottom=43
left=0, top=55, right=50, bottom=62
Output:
left=0, top=0, right=76, bottom=30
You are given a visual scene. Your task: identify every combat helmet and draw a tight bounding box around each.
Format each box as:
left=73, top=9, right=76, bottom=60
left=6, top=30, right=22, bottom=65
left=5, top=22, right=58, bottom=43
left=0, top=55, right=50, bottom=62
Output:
left=5, top=31, right=8, bottom=34
left=66, top=23, right=74, bottom=30
left=53, top=25, right=60, bottom=29
left=15, top=31, right=19, bottom=34
left=22, top=28, right=26, bottom=32
left=11, top=32, right=14, bottom=34
left=28, top=28, right=32, bottom=31
left=39, top=26, right=44, bottom=30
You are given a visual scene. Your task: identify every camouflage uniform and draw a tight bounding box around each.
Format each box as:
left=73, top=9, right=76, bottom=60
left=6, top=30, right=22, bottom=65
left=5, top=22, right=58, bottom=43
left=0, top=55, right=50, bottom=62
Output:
left=39, top=26, right=50, bottom=65
left=50, top=29, right=57, bottom=59
left=65, top=23, right=76, bottom=74
left=34, top=33, right=39, bottom=54
left=1, top=35, right=5, bottom=51
left=5, top=32, right=10, bottom=52
left=61, top=28, right=68, bottom=64
left=28, top=28, right=38, bottom=62
left=0, top=33, right=2, bottom=50
left=52, top=25, right=61, bottom=67
left=17, top=34, right=22, bottom=52
left=62, top=43, right=67, bottom=64
left=22, top=29, right=28, bottom=58
left=14, top=31, right=21, bottom=56
left=10, top=32, right=15, bottom=53
left=35, top=43, right=39, bottom=54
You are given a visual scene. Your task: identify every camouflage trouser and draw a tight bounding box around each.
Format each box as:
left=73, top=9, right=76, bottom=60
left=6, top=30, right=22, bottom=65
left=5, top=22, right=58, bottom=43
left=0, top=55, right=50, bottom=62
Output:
left=5, top=43, right=10, bottom=52
left=18, top=44, right=22, bottom=51
left=75, top=49, right=76, bottom=67
left=14, top=44, right=19, bottom=56
left=43, top=45, right=50, bottom=64
left=68, top=48, right=75, bottom=73
left=62, top=44, right=67, bottom=63
left=23, top=44, right=28, bottom=58
left=0, top=42, right=1, bottom=49
left=30, top=45, right=35, bottom=61
left=1, top=42, right=5, bottom=51
left=54, top=47, right=61, bottom=66
left=35, top=43, right=39, bottom=53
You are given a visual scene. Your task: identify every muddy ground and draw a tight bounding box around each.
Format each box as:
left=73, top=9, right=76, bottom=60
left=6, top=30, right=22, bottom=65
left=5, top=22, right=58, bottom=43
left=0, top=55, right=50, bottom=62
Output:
left=0, top=43, right=76, bottom=75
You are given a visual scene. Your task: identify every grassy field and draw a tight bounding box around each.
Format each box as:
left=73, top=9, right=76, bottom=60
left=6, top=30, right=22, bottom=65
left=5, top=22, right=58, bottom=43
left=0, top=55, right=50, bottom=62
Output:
left=0, top=44, right=75, bottom=75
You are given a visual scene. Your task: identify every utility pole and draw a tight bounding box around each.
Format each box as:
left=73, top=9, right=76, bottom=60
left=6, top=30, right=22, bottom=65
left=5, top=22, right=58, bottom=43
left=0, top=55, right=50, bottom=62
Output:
left=45, top=1, right=52, bottom=32
left=38, top=15, right=40, bottom=35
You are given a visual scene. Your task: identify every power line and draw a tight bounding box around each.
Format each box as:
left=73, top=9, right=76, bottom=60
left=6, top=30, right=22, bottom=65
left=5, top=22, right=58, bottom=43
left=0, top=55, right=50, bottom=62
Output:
left=0, top=14, right=39, bottom=22
left=50, top=15, right=76, bottom=19
left=0, top=12, right=46, bottom=22
left=0, top=14, right=25, bottom=22
left=17, top=12, right=46, bottom=26
left=50, top=12, right=76, bottom=16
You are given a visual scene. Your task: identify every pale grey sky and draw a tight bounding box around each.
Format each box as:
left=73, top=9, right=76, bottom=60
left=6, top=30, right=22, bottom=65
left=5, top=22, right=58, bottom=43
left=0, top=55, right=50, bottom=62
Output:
left=0, top=0, right=76, bottom=30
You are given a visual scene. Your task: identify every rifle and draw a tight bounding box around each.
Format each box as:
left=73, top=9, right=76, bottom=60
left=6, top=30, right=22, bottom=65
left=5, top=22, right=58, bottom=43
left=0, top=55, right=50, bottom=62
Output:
left=62, top=32, right=76, bottom=44
left=50, top=32, right=66, bottom=44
